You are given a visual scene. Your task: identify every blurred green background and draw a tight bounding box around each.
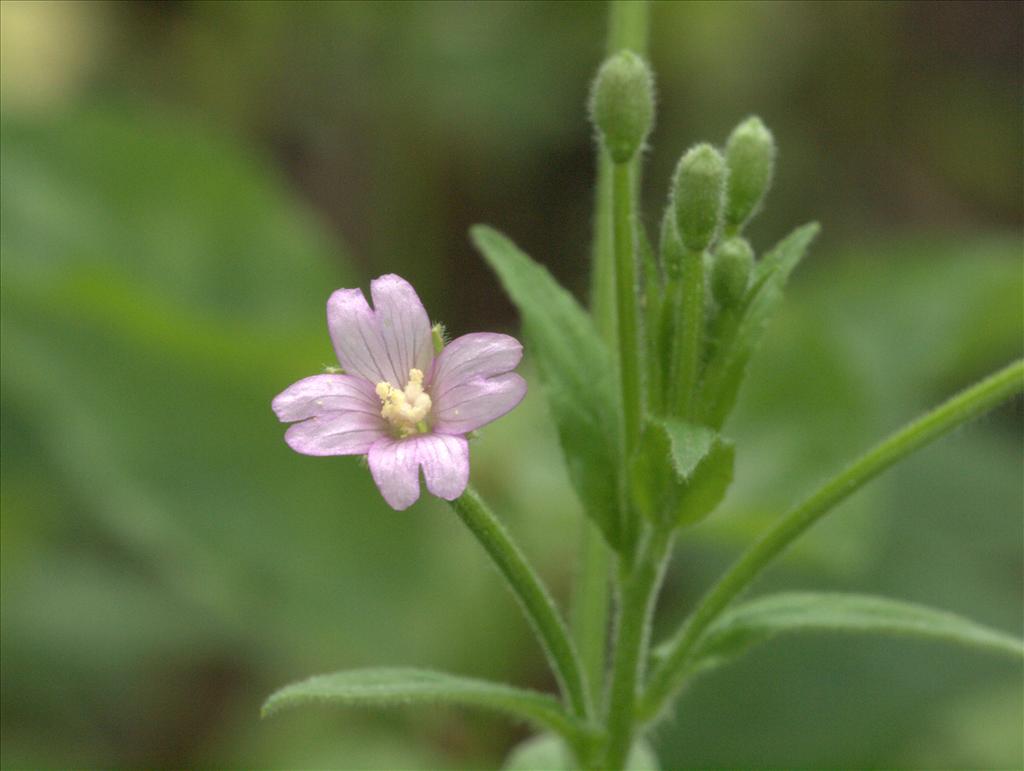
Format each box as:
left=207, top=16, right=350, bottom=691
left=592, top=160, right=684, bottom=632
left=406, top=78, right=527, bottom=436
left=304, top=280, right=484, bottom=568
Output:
left=1, top=1, right=1021, bottom=768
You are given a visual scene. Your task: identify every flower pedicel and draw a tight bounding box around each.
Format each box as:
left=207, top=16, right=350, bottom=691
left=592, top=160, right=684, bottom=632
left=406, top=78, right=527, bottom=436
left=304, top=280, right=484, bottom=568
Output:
left=273, top=274, right=526, bottom=510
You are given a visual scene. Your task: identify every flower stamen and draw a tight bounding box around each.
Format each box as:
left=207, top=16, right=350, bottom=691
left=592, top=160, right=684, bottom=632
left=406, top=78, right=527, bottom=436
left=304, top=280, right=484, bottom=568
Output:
left=376, top=368, right=432, bottom=437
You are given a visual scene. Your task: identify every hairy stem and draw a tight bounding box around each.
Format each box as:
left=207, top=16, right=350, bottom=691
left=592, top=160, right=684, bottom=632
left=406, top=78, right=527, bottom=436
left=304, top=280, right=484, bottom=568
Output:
left=450, top=487, right=592, bottom=721
left=639, top=359, right=1024, bottom=720
left=579, top=0, right=650, bottom=745
left=613, top=161, right=644, bottom=456
left=591, top=0, right=650, bottom=341
left=573, top=519, right=611, bottom=705
left=604, top=528, right=673, bottom=767
left=667, top=248, right=705, bottom=417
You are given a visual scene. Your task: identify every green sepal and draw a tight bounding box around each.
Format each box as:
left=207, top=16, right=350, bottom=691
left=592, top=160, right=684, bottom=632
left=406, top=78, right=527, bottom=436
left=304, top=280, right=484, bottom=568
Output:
left=471, top=225, right=625, bottom=552
left=630, top=418, right=734, bottom=529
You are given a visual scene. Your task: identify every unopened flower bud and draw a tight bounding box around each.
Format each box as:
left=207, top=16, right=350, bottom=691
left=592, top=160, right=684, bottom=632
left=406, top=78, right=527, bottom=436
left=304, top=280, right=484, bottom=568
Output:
left=724, top=116, right=775, bottom=231
left=672, top=143, right=726, bottom=253
left=711, top=236, right=754, bottom=307
left=589, top=51, right=655, bottom=164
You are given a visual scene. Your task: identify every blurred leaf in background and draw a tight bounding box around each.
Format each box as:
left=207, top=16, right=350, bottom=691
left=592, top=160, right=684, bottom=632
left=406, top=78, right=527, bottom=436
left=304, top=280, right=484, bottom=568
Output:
left=1, top=1, right=1021, bottom=769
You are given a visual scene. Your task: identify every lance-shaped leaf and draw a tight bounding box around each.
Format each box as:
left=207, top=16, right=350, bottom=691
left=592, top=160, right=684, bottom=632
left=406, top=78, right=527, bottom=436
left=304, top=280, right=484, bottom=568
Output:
left=682, top=592, right=1024, bottom=675
left=630, top=418, right=734, bottom=529
left=262, top=668, right=580, bottom=742
left=472, top=225, right=624, bottom=550
left=696, top=222, right=819, bottom=428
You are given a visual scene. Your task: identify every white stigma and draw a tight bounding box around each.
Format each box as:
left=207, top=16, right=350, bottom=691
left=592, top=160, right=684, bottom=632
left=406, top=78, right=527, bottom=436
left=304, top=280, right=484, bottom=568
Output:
left=376, top=368, right=432, bottom=437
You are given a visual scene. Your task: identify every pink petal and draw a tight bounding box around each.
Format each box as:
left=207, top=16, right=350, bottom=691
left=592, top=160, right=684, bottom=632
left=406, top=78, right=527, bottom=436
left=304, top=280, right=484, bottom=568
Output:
left=432, top=372, right=527, bottom=435
left=326, top=288, right=402, bottom=387
left=371, top=274, right=433, bottom=382
left=284, top=412, right=387, bottom=456
left=415, top=434, right=470, bottom=500
left=430, top=333, right=527, bottom=434
left=272, top=374, right=380, bottom=422
left=367, top=434, right=470, bottom=511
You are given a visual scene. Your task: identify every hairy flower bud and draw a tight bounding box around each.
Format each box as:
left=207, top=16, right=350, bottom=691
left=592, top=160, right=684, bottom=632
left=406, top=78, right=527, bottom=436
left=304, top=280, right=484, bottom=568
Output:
left=724, top=116, right=775, bottom=231
left=672, top=143, right=726, bottom=253
left=711, top=236, right=754, bottom=308
left=589, top=51, right=655, bottom=164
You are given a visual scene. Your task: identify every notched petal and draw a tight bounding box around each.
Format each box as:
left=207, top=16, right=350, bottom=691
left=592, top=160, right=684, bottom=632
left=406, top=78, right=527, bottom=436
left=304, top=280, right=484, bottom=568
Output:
left=367, top=434, right=470, bottom=510
left=327, top=288, right=398, bottom=386
left=272, top=374, right=380, bottom=422
left=430, top=333, right=524, bottom=396
left=368, top=437, right=422, bottom=510
left=284, top=412, right=387, bottom=456
left=433, top=373, right=527, bottom=435
left=417, top=434, right=470, bottom=501
left=430, top=333, right=526, bottom=434
left=371, top=274, right=434, bottom=380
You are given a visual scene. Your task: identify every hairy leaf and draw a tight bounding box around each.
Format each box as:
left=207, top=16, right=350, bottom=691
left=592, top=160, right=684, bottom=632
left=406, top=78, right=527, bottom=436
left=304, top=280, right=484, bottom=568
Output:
left=472, top=225, right=624, bottom=550
left=687, top=592, right=1024, bottom=674
left=263, top=668, right=578, bottom=740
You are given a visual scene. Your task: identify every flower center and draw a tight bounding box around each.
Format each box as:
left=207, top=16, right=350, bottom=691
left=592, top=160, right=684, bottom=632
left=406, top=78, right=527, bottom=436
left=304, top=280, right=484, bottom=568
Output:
left=376, top=368, right=432, bottom=437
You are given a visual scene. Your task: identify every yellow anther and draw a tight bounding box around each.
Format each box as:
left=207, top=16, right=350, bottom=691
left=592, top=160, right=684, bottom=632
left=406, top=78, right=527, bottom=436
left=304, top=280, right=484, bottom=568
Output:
left=376, top=368, right=432, bottom=437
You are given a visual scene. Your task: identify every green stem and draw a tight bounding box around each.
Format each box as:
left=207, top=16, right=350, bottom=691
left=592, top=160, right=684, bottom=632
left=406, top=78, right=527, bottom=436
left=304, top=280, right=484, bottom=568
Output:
left=450, top=487, right=592, bottom=721
left=608, top=0, right=649, bottom=51
left=613, top=161, right=643, bottom=456
left=667, top=248, right=705, bottom=417
left=580, top=3, right=649, bottom=751
left=573, top=519, right=611, bottom=704
left=639, top=359, right=1024, bottom=720
left=591, top=0, right=649, bottom=345
left=604, top=528, right=673, bottom=768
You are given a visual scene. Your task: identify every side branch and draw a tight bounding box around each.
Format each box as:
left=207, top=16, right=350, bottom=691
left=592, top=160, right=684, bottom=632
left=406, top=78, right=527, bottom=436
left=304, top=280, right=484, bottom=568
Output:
left=640, top=359, right=1024, bottom=720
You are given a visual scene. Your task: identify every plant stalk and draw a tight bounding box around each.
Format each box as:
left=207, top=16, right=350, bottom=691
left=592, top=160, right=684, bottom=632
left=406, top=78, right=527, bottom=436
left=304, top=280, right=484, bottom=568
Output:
left=613, top=161, right=644, bottom=456
left=591, top=0, right=650, bottom=340
left=573, top=518, right=611, bottom=705
left=450, top=487, right=592, bottom=721
left=604, top=527, right=673, bottom=767
left=578, top=0, right=650, bottom=741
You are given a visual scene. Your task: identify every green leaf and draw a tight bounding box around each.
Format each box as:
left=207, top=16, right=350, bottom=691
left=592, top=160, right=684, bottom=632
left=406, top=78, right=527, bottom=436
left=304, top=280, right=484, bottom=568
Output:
left=688, top=592, right=1024, bottom=674
left=262, top=668, right=579, bottom=741
left=630, top=419, right=734, bottom=529
left=503, top=732, right=660, bottom=771
left=696, top=222, right=819, bottom=428
left=472, top=225, right=624, bottom=550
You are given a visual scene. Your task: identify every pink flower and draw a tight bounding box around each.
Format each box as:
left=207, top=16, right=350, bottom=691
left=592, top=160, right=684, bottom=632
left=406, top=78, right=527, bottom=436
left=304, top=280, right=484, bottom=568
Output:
left=273, top=275, right=527, bottom=510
